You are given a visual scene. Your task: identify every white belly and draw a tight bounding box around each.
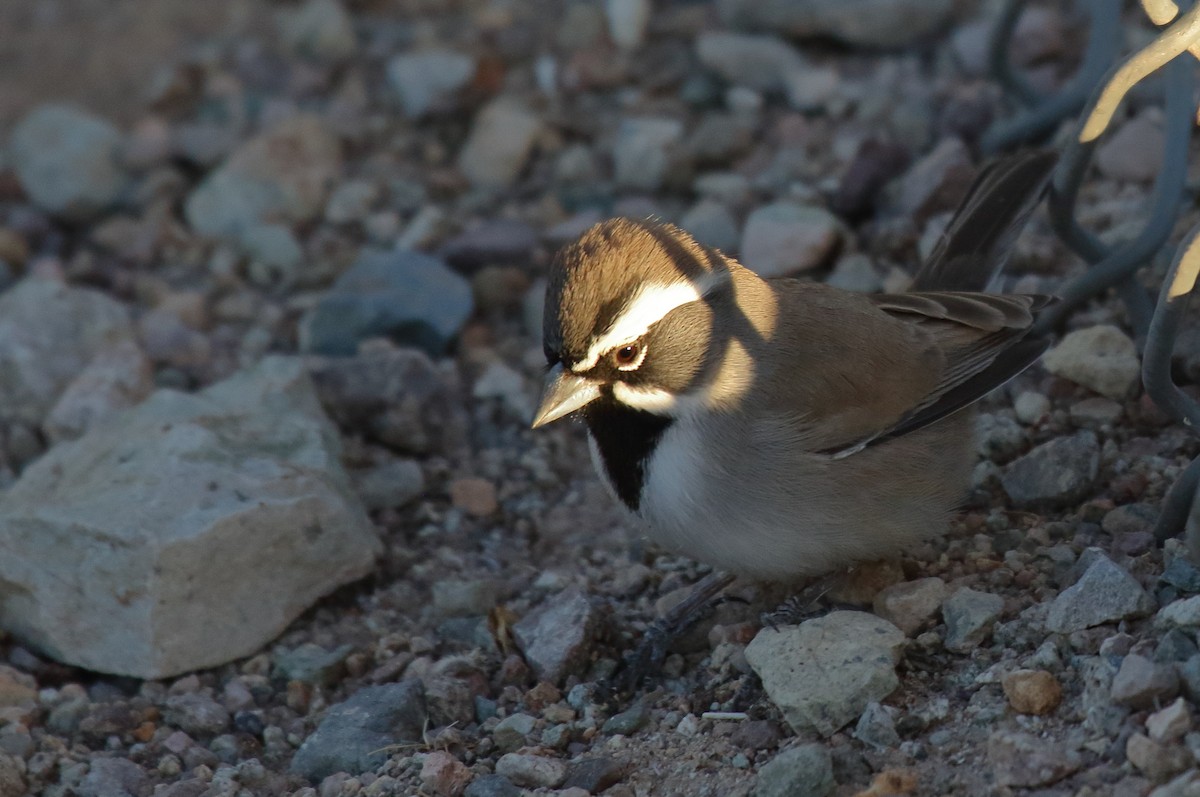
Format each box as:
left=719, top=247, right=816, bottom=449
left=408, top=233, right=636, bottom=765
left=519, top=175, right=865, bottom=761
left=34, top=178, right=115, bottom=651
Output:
left=630, top=412, right=972, bottom=581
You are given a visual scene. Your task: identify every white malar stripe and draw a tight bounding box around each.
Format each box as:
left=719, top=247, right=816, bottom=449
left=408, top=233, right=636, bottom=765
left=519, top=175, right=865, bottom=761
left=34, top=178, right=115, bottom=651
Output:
left=611, top=382, right=678, bottom=414
left=572, top=275, right=719, bottom=371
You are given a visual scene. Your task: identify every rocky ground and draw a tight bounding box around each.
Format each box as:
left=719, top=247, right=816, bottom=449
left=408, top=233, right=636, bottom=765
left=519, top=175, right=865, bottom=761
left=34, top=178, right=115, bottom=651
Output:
left=0, top=0, right=1198, bottom=795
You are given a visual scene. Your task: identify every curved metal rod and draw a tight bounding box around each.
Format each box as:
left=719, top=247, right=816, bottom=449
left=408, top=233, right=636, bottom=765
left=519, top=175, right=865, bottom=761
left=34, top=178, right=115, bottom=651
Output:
left=1144, top=224, right=1200, bottom=429
left=988, top=0, right=1044, bottom=106
left=1034, top=54, right=1195, bottom=341
left=1155, top=455, right=1200, bottom=541
left=981, top=0, right=1124, bottom=154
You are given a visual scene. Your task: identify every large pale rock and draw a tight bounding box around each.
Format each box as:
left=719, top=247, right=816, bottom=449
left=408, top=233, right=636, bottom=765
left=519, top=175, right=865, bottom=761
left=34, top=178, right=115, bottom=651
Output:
left=184, top=114, right=342, bottom=237
left=457, top=98, right=542, bottom=189
left=9, top=104, right=126, bottom=220
left=1042, top=325, right=1140, bottom=400
left=0, top=356, right=379, bottom=678
left=745, top=611, right=904, bottom=736
left=0, top=278, right=136, bottom=427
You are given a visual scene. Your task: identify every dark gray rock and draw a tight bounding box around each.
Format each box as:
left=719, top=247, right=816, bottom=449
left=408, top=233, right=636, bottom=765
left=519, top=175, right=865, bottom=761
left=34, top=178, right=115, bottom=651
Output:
left=492, top=713, right=536, bottom=753
left=9, top=104, right=126, bottom=220
left=601, top=703, right=649, bottom=735
left=299, top=249, right=473, bottom=357
left=1044, top=551, right=1154, bottom=633
left=753, top=743, right=834, bottom=797
left=307, top=345, right=466, bottom=454
left=1162, top=557, right=1200, bottom=594
left=289, top=680, right=426, bottom=781
left=439, top=220, right=537, bottom=272
left=512, top=588, right=607, bottom=684
left=1111, top=654, right=1179, bottom=709
left=272, top=643, right=353, bottom=686
left=564, top=757, right=626, bottom=793
left=942, top=588, right=1004, bottom=652
left=77, top=757, right=150, bottom=797
left=1001, top=431, right=1100, bottom=508
left=162, top=694, right=231, bottom=737
left=987, top=730, right=1080, bottom=787
left=463, top=774, right=520, bottom=797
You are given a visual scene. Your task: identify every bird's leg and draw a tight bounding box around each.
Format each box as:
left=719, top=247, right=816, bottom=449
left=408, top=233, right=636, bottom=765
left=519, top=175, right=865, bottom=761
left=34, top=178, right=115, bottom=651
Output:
left=613, top=571, right=736, bottom=694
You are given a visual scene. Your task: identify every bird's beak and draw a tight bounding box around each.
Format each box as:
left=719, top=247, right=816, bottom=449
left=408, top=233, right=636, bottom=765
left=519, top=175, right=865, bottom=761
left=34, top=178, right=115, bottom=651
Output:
left=531, top=364, right=600, bottom=428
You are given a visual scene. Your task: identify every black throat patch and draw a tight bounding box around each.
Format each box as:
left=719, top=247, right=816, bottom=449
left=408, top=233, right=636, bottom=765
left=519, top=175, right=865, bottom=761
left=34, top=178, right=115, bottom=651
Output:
left=583, top=397, right=672, bottom=511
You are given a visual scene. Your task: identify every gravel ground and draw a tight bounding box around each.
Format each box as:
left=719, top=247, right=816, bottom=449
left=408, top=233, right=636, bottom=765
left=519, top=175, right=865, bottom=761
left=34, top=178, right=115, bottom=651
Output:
left=1, top=1, right=1199, bottom=796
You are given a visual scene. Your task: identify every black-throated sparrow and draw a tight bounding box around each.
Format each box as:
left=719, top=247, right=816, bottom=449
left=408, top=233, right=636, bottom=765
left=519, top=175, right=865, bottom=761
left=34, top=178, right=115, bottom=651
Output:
left=532, top=151, right=1056, bottom=583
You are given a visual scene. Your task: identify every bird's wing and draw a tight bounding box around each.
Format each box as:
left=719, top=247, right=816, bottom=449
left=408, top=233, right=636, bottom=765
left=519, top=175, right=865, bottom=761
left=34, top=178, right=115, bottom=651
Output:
left=759, top=286, right=1052, bottom=457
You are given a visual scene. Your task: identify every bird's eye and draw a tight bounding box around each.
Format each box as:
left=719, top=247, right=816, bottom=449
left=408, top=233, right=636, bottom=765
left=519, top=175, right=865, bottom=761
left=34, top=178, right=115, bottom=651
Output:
left=613, top=343, right=642, bottom=369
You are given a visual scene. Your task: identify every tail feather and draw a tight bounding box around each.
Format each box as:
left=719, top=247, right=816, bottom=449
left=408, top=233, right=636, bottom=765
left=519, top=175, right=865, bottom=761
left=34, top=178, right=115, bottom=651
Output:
left=911, top=150, right=1059, bottom=292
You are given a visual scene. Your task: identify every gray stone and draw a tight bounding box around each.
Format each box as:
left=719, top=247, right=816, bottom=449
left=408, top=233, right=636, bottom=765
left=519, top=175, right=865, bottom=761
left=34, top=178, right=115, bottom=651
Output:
left=463, top=775, right=520, bottom=797
left=1013, top=391, right=1051, bottom=425
left=1001, top=431, right=1100, bottom=508
left=458, top=99, right=541, bottom=189
left=740, top=203, right=842, bottom=277
left=239, top=223, right=305, bottom=286
left=0, top=357, right=379, bottom=678
left=853, top=702, right=900, bottom=750
left=1097, top=113, right=1164, bottom=182
left=493, top=713, right=536, bottom=753
left=290, top=681, right=426, bottom=781
left=43, top=340, right=153, bottom=443
left=602, top=703, right=648, bottom=735
left=386, top=49, right=476, bottom=119
left=185, top=115, right=342, bottom=238
left=744, top=611, right=904, bottom=736
left=324, top=180, right=380, bottom=224
left=1069, top=397, right=1123, bottom=428
left=942, top=588, right=1004, bottom=652
left=432, top=579, right=500, bottom=618
left=564, top=757, right=625, bottom=793
left=1149, top=771, right=1200, bottom=797
left=440, top=220, right=537, bottom=272
left=352, top=459, right=425, bottom=511
left=1161, top=597, right=1200, bottom=630
left=299, top=249, right=473, bottom=357
left=307, top=345, right=466, bottom=455
left=895, top=137, right=975, bottom=223
left=77, top=757, right=150, bottom=797
left=752, top=743, right=834, bottom=797
left=278, top=0, right=357, bottom=62
left=783, top=66, right=841, bottom=112
left=605, top=0, right=651, bottom=49
left=825, top=254, right=882, bottom=293
left=163, top=693, right=230, bottom=736
left=1103, top=503, right=1157, bottom=536
left=0, top=278, right=136, bottom=427
left=494, top=754, right=567, bottom=789
left=613, top=117, right=684, bottom=191
left=684, top=113, right=755, bottom=165
left=695, top=32, right=805, bottom=92
left=1112, top=654, right=1180, bottom=709
left=273, top=643, right=353, bottom=685
left=9, top=104, right=125, bottom=220
left=679, top=200, right=740, bottom=253
left=1042, top=325, right=1140, bottom=400
left=1163, top=558, right=1200, bottom=594
left=1045, top=551, right=1153, bottom=632
left=512, top=588, right=606, bottom=684
left=0, top=753, right=25, bottom=797
left=873, top=577, right=947, bottom=636
left=716, top=0, right=955, bottom=49
left=974, top=413, right=1025, bottom=462
left=987, top=730, right=1081, bottom=787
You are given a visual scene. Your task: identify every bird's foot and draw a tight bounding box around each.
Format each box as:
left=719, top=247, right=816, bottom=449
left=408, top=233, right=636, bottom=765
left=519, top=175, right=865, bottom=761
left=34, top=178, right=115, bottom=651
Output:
left=759, top=572, right=846, bottom=630
left=610, top=571, right=735, bottom=695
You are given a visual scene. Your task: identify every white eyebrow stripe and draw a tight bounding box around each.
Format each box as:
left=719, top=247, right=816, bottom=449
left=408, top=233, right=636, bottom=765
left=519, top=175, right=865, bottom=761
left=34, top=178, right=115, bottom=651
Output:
left=571, top=275, right=720, bottom=372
